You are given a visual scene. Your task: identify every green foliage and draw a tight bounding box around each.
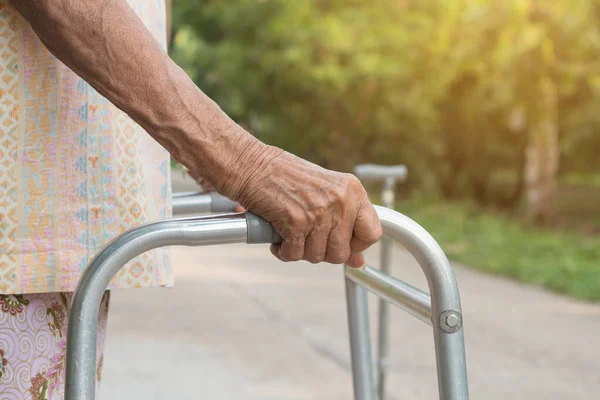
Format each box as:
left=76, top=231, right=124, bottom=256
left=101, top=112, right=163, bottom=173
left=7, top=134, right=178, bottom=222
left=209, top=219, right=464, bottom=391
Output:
left=170, top=1, right=600, bottom=299
left=399, top=197, right=600, bottom=300
left=171, top=0, right=600, bottom=203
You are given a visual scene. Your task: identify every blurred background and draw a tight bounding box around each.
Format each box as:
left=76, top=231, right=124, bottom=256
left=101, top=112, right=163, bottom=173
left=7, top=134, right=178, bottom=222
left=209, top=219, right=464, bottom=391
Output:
left=168, top=0, right=599, bottom=300
left=102, top=1, right=600, bottom=399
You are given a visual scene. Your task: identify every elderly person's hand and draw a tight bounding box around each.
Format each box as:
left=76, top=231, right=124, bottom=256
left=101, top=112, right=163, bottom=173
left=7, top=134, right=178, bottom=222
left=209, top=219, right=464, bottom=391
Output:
left=188, top=142, right=381, bottom=267
left=213, top=143, right=382, bottom=268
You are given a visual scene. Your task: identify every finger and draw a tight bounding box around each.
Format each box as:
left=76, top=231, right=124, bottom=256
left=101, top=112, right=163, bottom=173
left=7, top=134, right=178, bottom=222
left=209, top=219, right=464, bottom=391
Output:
left=345, top=252, right=365, bottom=269
left=324, top=224, right=352, bottom=265
left=303, top=228, right=329, bottom=264
left=279, top=237, right=305, bottom=262
left=234, top=204, right=246, bottom=212
left=350, top=202, right=382, bottom=254
left=270, top=243, right=284, bottom=261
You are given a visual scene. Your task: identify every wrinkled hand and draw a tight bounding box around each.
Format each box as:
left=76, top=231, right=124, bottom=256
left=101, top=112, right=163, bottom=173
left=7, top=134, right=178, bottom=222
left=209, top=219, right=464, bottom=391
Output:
left=225, top=145, right=382, bottom=268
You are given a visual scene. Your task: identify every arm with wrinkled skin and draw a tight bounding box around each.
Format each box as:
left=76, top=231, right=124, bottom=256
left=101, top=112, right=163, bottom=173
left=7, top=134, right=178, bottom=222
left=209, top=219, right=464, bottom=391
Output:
left=11, top=0, right=382, bottom=267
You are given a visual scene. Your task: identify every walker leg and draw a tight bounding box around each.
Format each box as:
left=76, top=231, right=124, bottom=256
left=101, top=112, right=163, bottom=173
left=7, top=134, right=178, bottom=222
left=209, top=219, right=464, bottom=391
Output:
left=376, top=235, right=392, bottom=399
left=354, top=166, right=407, bottom=400
left=345, top=275, right=376, bottom=400
left=376, top=177, right=395, bottom=400
left=375, top=206, right=469, bottom=399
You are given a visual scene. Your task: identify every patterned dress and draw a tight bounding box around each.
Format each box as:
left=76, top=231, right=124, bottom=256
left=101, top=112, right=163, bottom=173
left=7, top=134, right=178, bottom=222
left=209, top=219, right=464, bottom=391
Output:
left=0, top=292, right=110, bottom=399
left=0, top=1, right=173, bottom=398
left=0, top=1, right=173, bottom=295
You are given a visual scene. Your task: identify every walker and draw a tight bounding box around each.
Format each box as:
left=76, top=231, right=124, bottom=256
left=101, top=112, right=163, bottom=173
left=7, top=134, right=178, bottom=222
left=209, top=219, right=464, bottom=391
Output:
left=64, top=192, right=469, bottom=400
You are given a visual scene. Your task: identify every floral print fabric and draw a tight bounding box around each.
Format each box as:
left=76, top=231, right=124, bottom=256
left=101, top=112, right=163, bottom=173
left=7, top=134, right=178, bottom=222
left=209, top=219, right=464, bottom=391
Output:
left=0, top=292, right=109, bottom=399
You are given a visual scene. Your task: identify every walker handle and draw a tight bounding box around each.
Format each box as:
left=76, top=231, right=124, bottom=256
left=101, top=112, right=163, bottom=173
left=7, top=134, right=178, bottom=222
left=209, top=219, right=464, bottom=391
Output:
left=245, top=212, right=283, bottom=244
left=354, top=164, right=408, bottom=181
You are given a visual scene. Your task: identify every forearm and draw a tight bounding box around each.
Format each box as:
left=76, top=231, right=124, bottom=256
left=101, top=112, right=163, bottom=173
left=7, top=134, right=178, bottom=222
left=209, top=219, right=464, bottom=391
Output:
left=11, top=0, right=267, bottom=194
left=10, top=1, right=382, bottom=268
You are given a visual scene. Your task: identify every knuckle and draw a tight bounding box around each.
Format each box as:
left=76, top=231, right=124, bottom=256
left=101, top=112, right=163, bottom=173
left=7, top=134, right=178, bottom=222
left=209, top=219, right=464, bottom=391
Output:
left=284, top=248, right=304, bottom=262
left=287, top=252, right=303, bottom=262
left=306, top=253, right=325, bottom=264
left=368, top=223, right=384, bottom=243
left=327, top=176, right=357, bottom=213
left=345, top=174, right=363, bottom=191
left=287, top=237, right=306, bottom=260
left=287, top=208, right=307, bottom=228
left=358, top=226, right=382, bottom=247
left=331, top=189, right=346, bottom=210
left=309, top=204, right=328, bottom=221
left=327, top=248, right=351, bottom=264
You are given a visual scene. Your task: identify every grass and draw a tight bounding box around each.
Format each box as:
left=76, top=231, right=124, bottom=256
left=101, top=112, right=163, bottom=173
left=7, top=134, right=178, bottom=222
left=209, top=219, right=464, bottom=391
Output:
left=396, top=198, right=600, bottom=301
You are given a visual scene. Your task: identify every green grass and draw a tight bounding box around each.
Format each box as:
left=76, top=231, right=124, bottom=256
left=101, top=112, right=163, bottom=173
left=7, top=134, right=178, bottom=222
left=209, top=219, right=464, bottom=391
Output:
left=396, top=198, right=600, bottom=301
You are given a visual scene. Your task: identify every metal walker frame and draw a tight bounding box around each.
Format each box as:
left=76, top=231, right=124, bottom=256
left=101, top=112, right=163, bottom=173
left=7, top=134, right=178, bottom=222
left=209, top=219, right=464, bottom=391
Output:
left=354, top=163, right=408, bottom=400
left=64, top=193, right=469, bottom=400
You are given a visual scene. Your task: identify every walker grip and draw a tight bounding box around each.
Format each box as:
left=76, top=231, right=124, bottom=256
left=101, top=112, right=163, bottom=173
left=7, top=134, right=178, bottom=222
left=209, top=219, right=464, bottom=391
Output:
left=245, top=213, right=283, bottom=244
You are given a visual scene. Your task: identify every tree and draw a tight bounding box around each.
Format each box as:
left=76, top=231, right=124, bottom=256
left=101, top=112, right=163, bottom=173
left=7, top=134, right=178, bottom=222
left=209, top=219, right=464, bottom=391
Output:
left=170, top=0, right=600, bottom=221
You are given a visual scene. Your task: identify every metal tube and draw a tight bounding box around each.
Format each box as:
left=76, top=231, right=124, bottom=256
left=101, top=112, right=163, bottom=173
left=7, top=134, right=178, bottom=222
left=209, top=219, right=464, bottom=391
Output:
left=354, top=164, right=409, bottom=400
left=65, top=214, right=249, bottom=400
left=66, top=206, right=468, bottom=400
left=172, top=191, right=212, bottom=215
left=172, top=191, right=201, bottom=199
left=345, top=265, right=432, bottom=326
left=371, top=205, right=469, bottom=400
left=172, top=192, right=238, bottom=215
left=345, top=275, right=376, bottom=400
left=353, top=164, right=408, bottom=181
left=377, top=178, right=395, bottom=400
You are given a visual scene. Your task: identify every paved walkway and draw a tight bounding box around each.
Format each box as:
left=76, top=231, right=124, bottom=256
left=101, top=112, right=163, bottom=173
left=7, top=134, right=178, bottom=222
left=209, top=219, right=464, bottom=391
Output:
left=100, top=174, right=600, bottom=399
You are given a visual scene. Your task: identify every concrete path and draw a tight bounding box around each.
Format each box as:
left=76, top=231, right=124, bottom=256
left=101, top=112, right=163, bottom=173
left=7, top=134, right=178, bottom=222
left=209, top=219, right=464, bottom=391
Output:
left=100, top=173, right=600, bottom=399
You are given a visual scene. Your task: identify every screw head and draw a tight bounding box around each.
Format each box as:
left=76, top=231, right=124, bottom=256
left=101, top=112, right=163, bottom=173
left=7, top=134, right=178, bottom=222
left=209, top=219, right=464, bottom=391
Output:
left=445, top=314, right=459, bottom=328
left=439, top=310, right=463, bottom=333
